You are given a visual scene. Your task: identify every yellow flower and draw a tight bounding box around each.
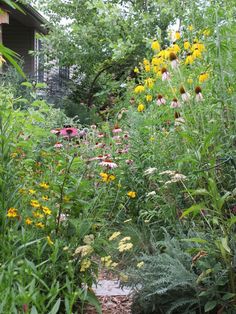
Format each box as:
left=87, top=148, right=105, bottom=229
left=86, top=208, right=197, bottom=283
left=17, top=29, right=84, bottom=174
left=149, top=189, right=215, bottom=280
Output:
left=188, top=25, right=193, bottom=31
left=29, top=189, right=36, bottom=195
left=145, top=95, right=153, bottom=102
left=32, top=211, right=44, bottom=219
left=151, top=40, right=160, bottom=51
left=7, top=207, right=18, bottom=218
left=39, top=182, right=49, bottom=189
left=101, top=255, right=113, bottom=267
left=80, top=259, right=91, bottom=272
left=152, top=56, right=162, bottom=66
left=127, top=191, right=136, bottom=198
left=199, top=72, right=209, bottom=83
left=109, top=231, right=121, bottom=241
left=42, top=206, right=52, bottom=216
left=19, top=188, right=26, bottom=194
left=144, top=78, right=154, bottom=88
left=118, top=241, right=133, bottom=252
left=133, top=66, right=139, bottom=73
left=35, top=222, right=44, bottom=229
left=120, top=273, right=128, bottom=282
left=137, top=261, right=144, bottom=268
left=185, top=54, right=194, bottom=65
left=137, top=104, right=145, bottom=112
left=192, top=48, right=202, bottom=59
left=47, top=236, right=54, bottom=245
left=144, top=64, right=151, bottom=72
left=74, top=245, right=93, bottom=257
left=174, top=31, right=181, bottom=40
left=143, top=58, right=150, bottom=66
left=63, top=195, right=70, bottom=202
left=25, top=217, right=33, bottom=225
left=10, top=152, right=18, bottom=158
left=184, top=41, right=190, bottom=50
left=42, top=195, right=49, bottom=201
left=203, top=28, right=211, bottom=36
left=150, top=137, right=155, bottom=141
left=134, top=85, right=145, bottom=94
left=100, top=172, right=116, bottom=183
left=30, top=200, right=40, bottom=208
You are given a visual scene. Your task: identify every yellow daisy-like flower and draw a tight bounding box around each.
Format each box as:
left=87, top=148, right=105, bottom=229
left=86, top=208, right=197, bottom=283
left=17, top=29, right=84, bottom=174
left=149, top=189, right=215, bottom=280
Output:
left=137, top=104, right=145, bottom=112
left=7, top=207, right=18, bottom=218
left=144, top=78, right=154, bottom=89
left=30, top=200, right=40, bottom=208
left=143, top=58, right=150, bottom=66
left=42, top=206, right=52, bottom=216
left=151, top=40, right=160, bottom=51
left=134, top=85, right=145, bottom=94
left=203, top=28, right=211, bottom=37
left=32, top=211, right=44, bottom=219
left=25, top=217, right=33, bottom=225
left=100, top=172, right=116, bottom=183
left=145, top=95, right=153, bottom=102
left=185, top=54, right=194, bottom=65
left=184, top=41, right=190, bottom=50
left=174, top=31, right=181, bottom=40
left=35, top=222, right=44, bottom=229
left=109, top=231, right=121, bottom=241
left=39, top=182, right=49, bottom=189
left=29, top=189, right=36, bottom=195
left=133, top=66, right=139, bottom=73
left=144, top=64, right=151, bottom=72
left=127, top=191, right=136, bottom=198
left=199, top=72, right=209, bottom=83
left=42, top=195, right=49, bottom=201
left=188, top=25, right=194, bottom=31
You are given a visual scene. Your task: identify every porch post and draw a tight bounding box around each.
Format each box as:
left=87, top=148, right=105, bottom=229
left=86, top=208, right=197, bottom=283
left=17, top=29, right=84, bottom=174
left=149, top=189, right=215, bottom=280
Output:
left=0, top=10, right=9, bottom=73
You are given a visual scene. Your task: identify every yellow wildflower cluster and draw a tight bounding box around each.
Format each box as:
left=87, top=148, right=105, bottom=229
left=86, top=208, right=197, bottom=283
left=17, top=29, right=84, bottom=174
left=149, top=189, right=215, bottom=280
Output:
left=80, top=259, right=91, bottom=272
left=137, top=261, right=144, bottom=268
left=118, top=237, right=133, bottom=252
left=100, top=172, right=116, bottom=183
left=39, top=182, right=49, bottom=189
left=109, top=231, right=121, bottom=241
left=74, top=245, right=93, bottom=257
left=101, top=255, right=118, bottom=268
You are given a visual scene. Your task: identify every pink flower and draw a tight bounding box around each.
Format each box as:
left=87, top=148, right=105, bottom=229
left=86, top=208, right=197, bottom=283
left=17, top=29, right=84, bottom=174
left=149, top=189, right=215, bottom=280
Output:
left=157, top=94, right=166, bottom=106
left=54, top=142, right=63, bottom=148
left=112, top=135, right=121, bottom=141
left=125, top=159, right=134, bottom=165
left=112, top=125, right=122, bottom=133
left=180, top=87, right=190, bottom=102
left=195, top=93, right=203, bottom=102
left=50, top=129, right=60, bottom=135
left=60, top=127, right=78, bottom=137
left=170, top=98, right=181, bottom=108
left=161, top=68, right=170, bottom=81
left=99, top=160, right=118, bottom=169
left=97, top=133, right=105, bottom=138
left=95, top=142, right=106, bottom=148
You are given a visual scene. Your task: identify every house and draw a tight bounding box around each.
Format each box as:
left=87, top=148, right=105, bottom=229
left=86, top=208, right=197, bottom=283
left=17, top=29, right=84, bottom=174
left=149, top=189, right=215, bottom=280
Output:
left=0, top=1, right=47, bottom=78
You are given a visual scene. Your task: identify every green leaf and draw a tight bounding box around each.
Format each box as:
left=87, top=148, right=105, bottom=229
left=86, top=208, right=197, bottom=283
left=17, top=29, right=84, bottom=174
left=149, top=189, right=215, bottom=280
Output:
left=48, top=298, right=61, bottom=314
left=180, top=204, right=204, bottom=219
left=191, top=189, right=209, bottom=196
left=84, top=291, right=102, bottom=314
left=21, top=82, right=33, bottom=88
left=204, top=300, right=217, bottom=312
left=30, top=306, right=38, bottom=314
left=222, top=293, right=235, bottom=301
left=228, top=216, right=236, bottom=227
left=221, top=237, right=231, bottom=254
left=181, top=237, right=207, bottom=244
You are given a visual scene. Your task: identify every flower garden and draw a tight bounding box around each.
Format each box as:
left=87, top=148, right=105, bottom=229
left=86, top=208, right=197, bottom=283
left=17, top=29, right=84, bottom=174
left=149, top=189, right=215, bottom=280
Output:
left=0, top=0, right=236, bottom=313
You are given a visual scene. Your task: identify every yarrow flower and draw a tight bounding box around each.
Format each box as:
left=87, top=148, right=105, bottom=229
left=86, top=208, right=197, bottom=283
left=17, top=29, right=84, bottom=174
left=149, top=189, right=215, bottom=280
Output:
left=109, top=231, right=121, bottom=241
left=80, top=259, right=91, bottom=272
left=137, top=261, right=144, bottom=268
left=118, top=237, right=133, bottom=252
left=144, top=167, right=157, bottom=175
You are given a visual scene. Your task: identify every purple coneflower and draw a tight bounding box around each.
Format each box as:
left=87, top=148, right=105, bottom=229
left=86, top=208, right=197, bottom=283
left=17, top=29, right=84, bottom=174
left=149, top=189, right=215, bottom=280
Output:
left=195, top=86, right=203, bottom=101
left=112, top=124, right=122, bottom=133
left=180, top=86, right=190, bottom=102
left=156, top=94, right=166, bottom=106
left=60, top=127, right=78, bottom=137
left=161, top=67, right=170, bottom=81
left=54, top=142, right=63, bottom=148
left=170, top=98, right=181, bottom=108
left=99, top=159, right=118, bottom=169
left=169, top=52, right=179, bottom=69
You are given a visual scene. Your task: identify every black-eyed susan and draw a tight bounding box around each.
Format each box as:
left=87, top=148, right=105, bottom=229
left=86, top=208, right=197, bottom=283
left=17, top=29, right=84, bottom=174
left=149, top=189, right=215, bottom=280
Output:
left=7, top=207, right=18, bottom=218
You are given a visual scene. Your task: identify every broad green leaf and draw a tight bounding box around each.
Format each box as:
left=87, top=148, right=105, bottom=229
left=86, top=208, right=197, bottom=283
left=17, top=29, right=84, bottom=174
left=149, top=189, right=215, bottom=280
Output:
left=181, top=237, right=207, bottom=244
left=180, top=204, right=204, bottom=219
left=204, top=300, right=217, bottom=312
left=48, top=298, right=61, bottom=314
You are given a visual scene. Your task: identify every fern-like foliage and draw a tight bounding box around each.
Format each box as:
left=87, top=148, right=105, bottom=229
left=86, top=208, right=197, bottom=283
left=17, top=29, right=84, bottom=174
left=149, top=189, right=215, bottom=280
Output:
left=126, top=235, right=201, bottom=314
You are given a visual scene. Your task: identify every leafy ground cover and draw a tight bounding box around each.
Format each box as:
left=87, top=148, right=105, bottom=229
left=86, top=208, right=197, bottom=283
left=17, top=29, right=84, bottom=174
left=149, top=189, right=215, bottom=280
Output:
left=0, top=0, right=236, bottom=313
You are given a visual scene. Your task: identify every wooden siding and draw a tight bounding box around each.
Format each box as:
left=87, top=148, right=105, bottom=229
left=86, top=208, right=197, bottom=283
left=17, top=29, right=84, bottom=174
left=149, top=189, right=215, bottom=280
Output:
left=2, top=16, right=35, bottom=75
